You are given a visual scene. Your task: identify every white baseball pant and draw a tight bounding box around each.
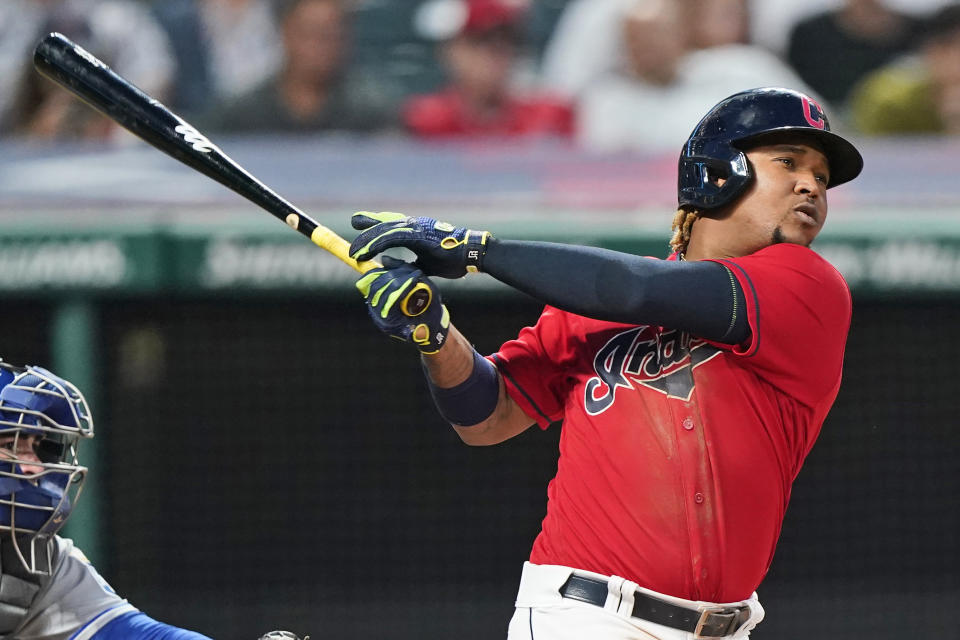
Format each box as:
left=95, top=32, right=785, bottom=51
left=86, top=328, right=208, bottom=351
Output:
left=506, top=562, right=765, bottom=640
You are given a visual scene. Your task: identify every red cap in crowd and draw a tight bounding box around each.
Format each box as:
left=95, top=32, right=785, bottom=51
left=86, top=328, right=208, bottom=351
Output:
left=461, top=0, right=524, bottom=35
left=415, top=0, right=526, bottom=41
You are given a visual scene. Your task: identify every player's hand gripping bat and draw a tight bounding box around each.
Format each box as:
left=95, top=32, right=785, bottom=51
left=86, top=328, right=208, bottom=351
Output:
left=32, top=32, right=431, bottom=317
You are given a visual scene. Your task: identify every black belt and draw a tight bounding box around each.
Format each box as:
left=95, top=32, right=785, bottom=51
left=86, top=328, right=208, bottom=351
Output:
left=559, top=575, right=751, bottom=638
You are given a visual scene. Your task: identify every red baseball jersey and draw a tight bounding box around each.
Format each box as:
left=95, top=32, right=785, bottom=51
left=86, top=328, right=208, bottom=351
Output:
left=491, top=243, right=851, bottom=602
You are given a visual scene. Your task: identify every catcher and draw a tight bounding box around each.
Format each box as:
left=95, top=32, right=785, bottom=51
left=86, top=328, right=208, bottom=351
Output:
left=0, top=359, right=306, bottom=640
left=350, top=88, right=862, bottom=638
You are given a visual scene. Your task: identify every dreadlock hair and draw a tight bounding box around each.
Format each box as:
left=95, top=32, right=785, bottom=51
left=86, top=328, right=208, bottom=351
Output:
left=669, top=208, right=700, bottom=257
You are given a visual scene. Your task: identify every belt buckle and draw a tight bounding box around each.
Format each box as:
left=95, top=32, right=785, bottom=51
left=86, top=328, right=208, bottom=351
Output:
left=693, top=604, right=743, bottom=638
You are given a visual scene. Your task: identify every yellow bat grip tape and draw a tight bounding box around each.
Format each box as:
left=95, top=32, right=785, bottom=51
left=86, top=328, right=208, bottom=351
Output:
left=310, top=226, right=432, bottom=317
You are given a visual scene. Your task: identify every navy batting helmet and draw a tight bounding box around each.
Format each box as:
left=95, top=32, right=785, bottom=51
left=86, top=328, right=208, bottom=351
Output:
left=678, top=87, right=863, bottom=210
left=0, top=362, right=93, bottom=573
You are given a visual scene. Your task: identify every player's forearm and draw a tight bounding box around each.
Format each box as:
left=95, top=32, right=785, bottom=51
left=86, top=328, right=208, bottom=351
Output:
left=483, top=238, right=748, bottom=343
left=348, top=214, right=746, bottom=340
left=421, top=325, right=476, bottom=387
left=422, top=326, right=530, bottom=445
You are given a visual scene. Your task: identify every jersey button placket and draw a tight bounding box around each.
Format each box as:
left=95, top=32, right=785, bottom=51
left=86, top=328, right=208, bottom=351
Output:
left=682, top=416, right=694, bottom=430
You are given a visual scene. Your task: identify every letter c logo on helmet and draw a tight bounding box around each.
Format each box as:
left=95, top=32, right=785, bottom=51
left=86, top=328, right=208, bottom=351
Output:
left=678, top=87, right=864, bottom=211
left=801, top=96, right=827, bottom=130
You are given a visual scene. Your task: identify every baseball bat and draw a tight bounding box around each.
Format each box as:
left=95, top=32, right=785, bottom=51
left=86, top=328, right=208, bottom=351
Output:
left=32, top=32, right=431, bottom=317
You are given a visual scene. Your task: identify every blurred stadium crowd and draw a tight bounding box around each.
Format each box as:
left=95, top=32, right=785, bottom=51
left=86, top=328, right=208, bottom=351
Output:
left=0, top=0, right=958, bottom=148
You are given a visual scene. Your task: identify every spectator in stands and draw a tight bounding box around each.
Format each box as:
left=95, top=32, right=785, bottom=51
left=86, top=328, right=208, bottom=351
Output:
left=403, top=0, right=573, bottom=139
left=688, top=0, right=750, bottom=49
left=151, top=0, right=283, bottom=120
left=848, top=3, right=960, bottom=135
left=0, top=0, right=175, bottom=142
left=538, top=0, right=634, bottom=101
left=786, top=0, right=922, bottom=108
left=204, top=0, right=400, bottom=134
left=570, top=0, right=817, bottom=152
left=2, top=55, right=114, bottom=141
left=539, top=0, right=747, bottom=101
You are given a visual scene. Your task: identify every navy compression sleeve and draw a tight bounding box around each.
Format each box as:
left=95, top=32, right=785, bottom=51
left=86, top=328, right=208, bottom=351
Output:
left=483, top=239, right=748, bottom=344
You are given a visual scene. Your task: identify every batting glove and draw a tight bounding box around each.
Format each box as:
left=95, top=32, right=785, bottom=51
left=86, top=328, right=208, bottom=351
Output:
left=349, top=211, right=492, bottom=279
left=356, top=256, right=451, bottom=354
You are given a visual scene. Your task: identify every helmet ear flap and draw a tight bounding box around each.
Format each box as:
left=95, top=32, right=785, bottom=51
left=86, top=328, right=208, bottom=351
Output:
left=678, top=149, right=751, bottom=210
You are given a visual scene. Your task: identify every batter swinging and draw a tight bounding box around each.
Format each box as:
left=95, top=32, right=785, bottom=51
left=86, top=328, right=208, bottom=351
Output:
left=351, top=87, right=863, bottom=639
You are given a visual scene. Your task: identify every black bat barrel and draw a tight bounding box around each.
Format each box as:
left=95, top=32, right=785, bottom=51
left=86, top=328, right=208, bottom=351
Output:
left=32, top=32, right=317, bottom=238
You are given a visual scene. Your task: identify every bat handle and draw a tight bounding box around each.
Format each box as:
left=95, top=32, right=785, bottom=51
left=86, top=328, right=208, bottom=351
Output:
left=399, top=284, right=432, bottom=317
left=309, top=225, right=433, bottom=317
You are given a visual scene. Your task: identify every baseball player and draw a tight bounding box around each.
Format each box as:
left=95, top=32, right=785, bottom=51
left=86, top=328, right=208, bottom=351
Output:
left=349, top=87, right=863, bottom=639
left=0, top=360, right=306, bottom=640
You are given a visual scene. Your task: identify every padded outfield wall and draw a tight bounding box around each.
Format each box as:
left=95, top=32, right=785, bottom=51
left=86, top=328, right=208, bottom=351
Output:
left=0, top=137, right=957, bottom=639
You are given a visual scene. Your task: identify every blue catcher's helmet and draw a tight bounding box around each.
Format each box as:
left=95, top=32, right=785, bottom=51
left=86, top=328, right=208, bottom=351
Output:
left=0, top=361, right=93, bottom=573
left=678, top=87, right=864, bottom=210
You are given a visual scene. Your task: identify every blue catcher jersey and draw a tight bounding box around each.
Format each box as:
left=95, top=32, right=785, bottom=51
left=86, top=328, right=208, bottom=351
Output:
left=5, top=537, right=211, bottom=640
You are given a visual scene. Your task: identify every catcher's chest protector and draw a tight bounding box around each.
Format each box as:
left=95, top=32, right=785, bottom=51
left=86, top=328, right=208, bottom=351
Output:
left=0, top=537, right=50, bottom=636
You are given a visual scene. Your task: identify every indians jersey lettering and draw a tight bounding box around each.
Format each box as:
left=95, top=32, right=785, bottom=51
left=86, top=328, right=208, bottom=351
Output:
left=492, top=243, right=851, bottom=602
left=585, top=327, right=722, bottom=413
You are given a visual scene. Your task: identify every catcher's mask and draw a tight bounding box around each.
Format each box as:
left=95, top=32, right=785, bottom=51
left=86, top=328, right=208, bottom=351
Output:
left=0, top=362, right=93, bottom=574
left=678, top=87, right=863, bottom=211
